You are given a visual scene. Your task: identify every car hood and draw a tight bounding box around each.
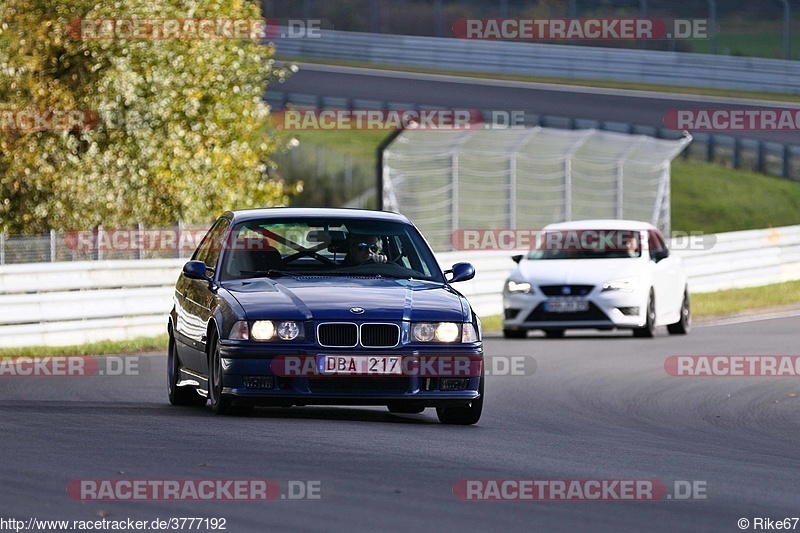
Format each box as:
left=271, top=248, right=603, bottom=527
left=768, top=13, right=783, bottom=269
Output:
left=516, top=258, right=644, bottom=287
left=222, top=277, right=466, bottom=322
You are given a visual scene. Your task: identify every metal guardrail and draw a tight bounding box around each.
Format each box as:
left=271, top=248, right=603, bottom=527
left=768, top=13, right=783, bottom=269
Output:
left=439, top=224, right=800, bottom=316
left=272, top=29, right=800, bottom=94
left=1, top=225, right=799, bottom=348
left=0, top=259, right=182, bottom=348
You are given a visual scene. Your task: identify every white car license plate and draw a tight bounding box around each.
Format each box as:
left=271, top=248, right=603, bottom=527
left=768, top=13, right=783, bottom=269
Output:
left=319, top=355, right=403, bottom=375
left=544, top=300, right=590, bottom=313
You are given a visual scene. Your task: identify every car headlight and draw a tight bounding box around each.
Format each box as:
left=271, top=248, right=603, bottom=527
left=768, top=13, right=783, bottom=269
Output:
left=245, top=320, right=304, bottom=341
left=506, top=280, right=532, bottom=293
left=411, top=322, right=464, bottom=343
left=602, top=276, right=639, bottom=293
left=251, top=320, right=276, bottom=340
left=276, top=321, right=300, bottom=340
left=411, top=322, right=436, bottom=342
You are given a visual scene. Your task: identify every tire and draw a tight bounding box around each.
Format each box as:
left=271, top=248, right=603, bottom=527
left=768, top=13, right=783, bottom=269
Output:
left=208, top=331, right=235, bottom=415
left=168, top=334, right=207, bottom=407
left=387, top=403, right=425, bottom=414
left=436, top=373, right=484, bottom=425
left=543, top=329, right=565, bottom=339
left=503, top=328, right=527, bottom=339
left=667, top=289, right=691, bottom=335
left=633, top=290, right=657, bottom=338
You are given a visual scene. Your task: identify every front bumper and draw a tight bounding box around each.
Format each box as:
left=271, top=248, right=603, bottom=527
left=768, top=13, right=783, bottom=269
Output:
left=503, top=289, right=648, bottom=330
left=217, top=342, right=483, bottom=407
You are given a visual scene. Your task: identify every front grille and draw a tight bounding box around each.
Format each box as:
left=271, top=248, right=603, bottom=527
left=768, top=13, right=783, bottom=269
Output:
left=308, top=377, right=410, bottom=393
left=525, top=302, right=610, bottom=322
left=318, top=323, right=358, bottom=347
left=360, top=323, right=400, bottom=347
left=539, top=285, right=594, bottom=296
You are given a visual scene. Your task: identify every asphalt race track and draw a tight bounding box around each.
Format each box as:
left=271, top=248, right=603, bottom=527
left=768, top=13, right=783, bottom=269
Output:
left=272, top=63, right=800, bottom=145
left=1, top=317, right=797, bottom=532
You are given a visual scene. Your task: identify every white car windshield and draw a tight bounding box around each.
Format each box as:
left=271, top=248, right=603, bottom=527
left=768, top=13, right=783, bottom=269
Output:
left=526, top=230, right=642, bottom=260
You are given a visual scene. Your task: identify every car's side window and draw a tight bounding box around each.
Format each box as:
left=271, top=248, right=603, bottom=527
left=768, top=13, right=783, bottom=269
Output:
left=648, top=230, right=668, bottom=260
left=193, top=218, right=230, bottom=270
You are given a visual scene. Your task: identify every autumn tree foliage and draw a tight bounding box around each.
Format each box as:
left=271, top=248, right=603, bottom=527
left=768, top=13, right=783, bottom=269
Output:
left=0, top=0, right=295, bottom=234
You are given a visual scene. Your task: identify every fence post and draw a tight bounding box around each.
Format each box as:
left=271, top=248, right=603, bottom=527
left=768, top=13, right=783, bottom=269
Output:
left=97, top=226, right=104, bottom=261
left=706, top=135, right=715, bottom=162
left=782, top=145, right=790, bottom=179
left=370, top=0, right=381, bottom=33
left=781, top=0, right=791, bottom=60
left=615, top=162, right=624, bottom=219
left=435, top=0, right=444, bottom=37
left=707, top=0, right=717, bottom=55
left=732, top=138, right=741, bottom=169
left=0, top=232, right=4, bottom=266
left=138, top=222, right=145, bottom=260
left=507, top=154, right=517, bottom=229
left=176, top=221, right=183, bottom=259
left=450, top=152, right=459, bottom=238
left=757, top=141, right=766, bottom=173
left=563, top=157, right=572, bottom=222
left=50, top=229, right=56, bottom=262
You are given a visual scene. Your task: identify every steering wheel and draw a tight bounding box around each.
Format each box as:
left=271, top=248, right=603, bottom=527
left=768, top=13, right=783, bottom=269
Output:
left=358, top=253, right=388, bottom=266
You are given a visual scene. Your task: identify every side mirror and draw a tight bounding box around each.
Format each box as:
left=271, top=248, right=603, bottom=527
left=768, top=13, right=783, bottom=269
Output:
left=446, top=262, right=475, bottom=283
left=512, top=254, right=523, bottom=264
left=183, top=260, right=213, bottom=281
left=652, top=250, right=669, bottom=263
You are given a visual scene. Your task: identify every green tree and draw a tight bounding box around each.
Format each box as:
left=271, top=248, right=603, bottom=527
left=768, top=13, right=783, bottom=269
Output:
left=0, top=0, right=296, bottom=234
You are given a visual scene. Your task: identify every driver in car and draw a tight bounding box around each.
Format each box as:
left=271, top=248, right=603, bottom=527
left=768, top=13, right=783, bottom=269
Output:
left=344, top=235, right=388, bottom=266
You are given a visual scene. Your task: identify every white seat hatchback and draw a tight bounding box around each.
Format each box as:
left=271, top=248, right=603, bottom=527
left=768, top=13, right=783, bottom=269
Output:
left=502, top=220, right=690, bottom=338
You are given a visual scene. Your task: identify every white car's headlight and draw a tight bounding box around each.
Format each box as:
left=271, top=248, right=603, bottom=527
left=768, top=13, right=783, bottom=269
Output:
left=411, top=322, right=464, bottom=343
left=506, top=280, right=532, bottom=294
left=602, top=276, right=639, bottom=293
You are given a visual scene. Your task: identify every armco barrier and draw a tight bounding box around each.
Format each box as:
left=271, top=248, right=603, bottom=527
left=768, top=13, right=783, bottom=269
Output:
left=272, top=30, right=800, bottom=94
left=1, top=225, right=799, bottom=347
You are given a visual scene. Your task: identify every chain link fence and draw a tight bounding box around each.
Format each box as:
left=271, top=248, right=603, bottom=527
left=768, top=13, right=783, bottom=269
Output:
left=0, top=226, right=203, bottom=266
left=382, top=126, right=691, bottom=252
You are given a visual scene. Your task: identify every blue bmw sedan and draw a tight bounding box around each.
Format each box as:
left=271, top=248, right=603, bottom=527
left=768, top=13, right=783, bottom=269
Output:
left=168, top=208, right=484, bottom=424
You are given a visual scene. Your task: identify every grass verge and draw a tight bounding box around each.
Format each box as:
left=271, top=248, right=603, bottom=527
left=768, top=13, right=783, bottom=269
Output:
left=480, top=279, right=800, bottom=333
left=0, top=334, right=169, bottom=358
left=671, top=159, right=800, bottom=233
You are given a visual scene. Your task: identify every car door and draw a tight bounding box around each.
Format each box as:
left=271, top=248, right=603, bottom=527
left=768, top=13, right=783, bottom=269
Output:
left=178, top=218, right=230, bottom=372
left=647, top=230, right=681, bottom=320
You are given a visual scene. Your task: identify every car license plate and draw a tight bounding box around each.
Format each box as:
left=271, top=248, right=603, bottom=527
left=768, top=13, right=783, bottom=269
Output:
left=544, top=300, right=590, bottom=313
left=318, top=355, right=403, bottom=375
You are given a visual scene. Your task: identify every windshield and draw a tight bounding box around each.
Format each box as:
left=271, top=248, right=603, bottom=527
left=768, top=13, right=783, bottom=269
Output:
left=218, top=217, right=443, bottom=281
left=526, top=229, right=642, bottom=260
